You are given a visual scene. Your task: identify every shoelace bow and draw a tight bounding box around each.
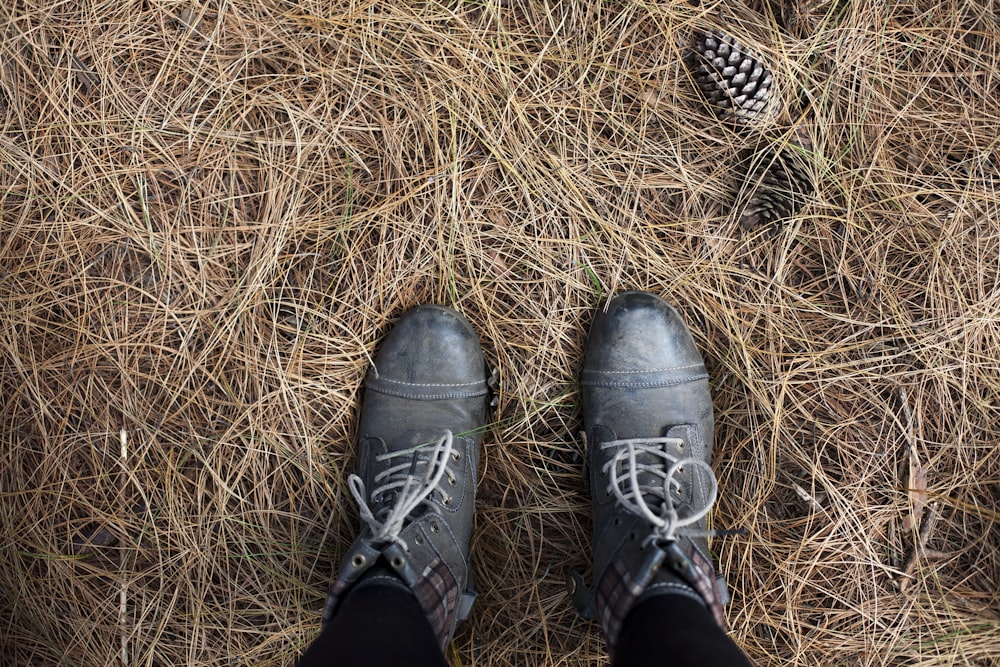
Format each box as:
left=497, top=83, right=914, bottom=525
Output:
left=601, top=436, right=718, bottom=545
left=348, top=431, right=457, bottom=550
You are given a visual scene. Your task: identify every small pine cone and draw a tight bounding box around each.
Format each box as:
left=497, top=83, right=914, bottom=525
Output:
left=688, top=31, right=780, bottom=128
left=739, top=146, right=814, bottom=232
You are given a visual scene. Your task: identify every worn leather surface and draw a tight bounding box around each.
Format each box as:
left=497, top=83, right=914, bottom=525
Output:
left=325, top=305, right=488, bottom=649
left=578, top=291, right=722, bottom=648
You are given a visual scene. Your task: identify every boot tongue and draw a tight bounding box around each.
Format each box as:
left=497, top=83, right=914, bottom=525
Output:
left=621, top=445, right=668, bottom=513
left=625, top=427, right=686, bottom=515
left=378, top=430, right=449, bottom=518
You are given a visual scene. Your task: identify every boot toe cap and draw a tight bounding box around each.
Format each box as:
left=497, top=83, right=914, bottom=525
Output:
left=582, top=291, right=706, bottom=386
left=367, top=305, right=488, bottom=399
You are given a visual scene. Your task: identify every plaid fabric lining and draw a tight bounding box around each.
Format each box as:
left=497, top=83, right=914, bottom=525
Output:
left=682, top=540, right=727, bottom=629
left=595, top=538, right=727, bottom=651
left=411, top=557, right=461, bottom=651
left=596, top=556, right=648, bottom=652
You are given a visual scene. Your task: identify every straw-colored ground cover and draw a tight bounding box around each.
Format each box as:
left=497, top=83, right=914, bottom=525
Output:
left=1, top=0, right=998, bottom=664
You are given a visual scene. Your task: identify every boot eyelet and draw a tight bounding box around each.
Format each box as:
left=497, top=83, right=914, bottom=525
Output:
left=613, top=517, right=622, bottom=527
left=351, top=554, right=366, bottom=568
left=451, top=451, right=461, bottom=461
left=390, top=556, right=405, bottom=569
left=628, top=531, right=637, bottom=541
left=414, top=535, right=423, bottom=545
left=448, top=477, right=456, bottom=486
left=430, top=522, right=440, bottom=533
left=443, top=496, right=452, bottom=507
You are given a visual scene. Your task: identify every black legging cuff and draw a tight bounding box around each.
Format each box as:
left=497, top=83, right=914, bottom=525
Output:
left=297, top=583, right=447, bottom=667
left=613, top=594, right=753, bottom=667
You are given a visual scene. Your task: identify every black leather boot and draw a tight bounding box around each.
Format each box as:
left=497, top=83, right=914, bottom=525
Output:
left=323, top=305, right=489, bottom=651
left=570, top=291, right=729, bottom=656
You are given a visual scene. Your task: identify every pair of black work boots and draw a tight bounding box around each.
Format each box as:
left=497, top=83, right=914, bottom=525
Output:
left=320, top=291, right=728, bottom=656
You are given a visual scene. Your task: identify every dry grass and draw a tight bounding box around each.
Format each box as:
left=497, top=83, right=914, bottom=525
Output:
left=1, top=0, right=998, bottom=664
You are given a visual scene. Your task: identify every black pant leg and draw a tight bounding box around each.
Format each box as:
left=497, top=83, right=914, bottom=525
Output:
left=613, top=595, right=753, bottom=667
left=297, top=584, right=448, bottom=667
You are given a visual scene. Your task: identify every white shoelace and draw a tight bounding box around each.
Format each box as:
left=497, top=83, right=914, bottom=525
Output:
left=348, top=431, right=456, bottom=550
left=600, top=437, right=718, bottom=545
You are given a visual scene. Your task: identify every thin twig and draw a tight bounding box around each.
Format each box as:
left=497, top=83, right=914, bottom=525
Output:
left=899, top=502, right=941, bottom=593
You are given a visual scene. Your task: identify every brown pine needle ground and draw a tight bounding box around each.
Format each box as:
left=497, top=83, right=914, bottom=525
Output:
left=1, top=0, right=998, bottom=665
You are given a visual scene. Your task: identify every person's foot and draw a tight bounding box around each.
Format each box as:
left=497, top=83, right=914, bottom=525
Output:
left=323, top=305, right=489, bottom=651
left=570, top=291, right=728, bottom=655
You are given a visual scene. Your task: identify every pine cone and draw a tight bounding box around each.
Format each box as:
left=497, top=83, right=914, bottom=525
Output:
left=688, top=31, right=780, bottom=128
left=739, top=145, right=814, bottom=232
